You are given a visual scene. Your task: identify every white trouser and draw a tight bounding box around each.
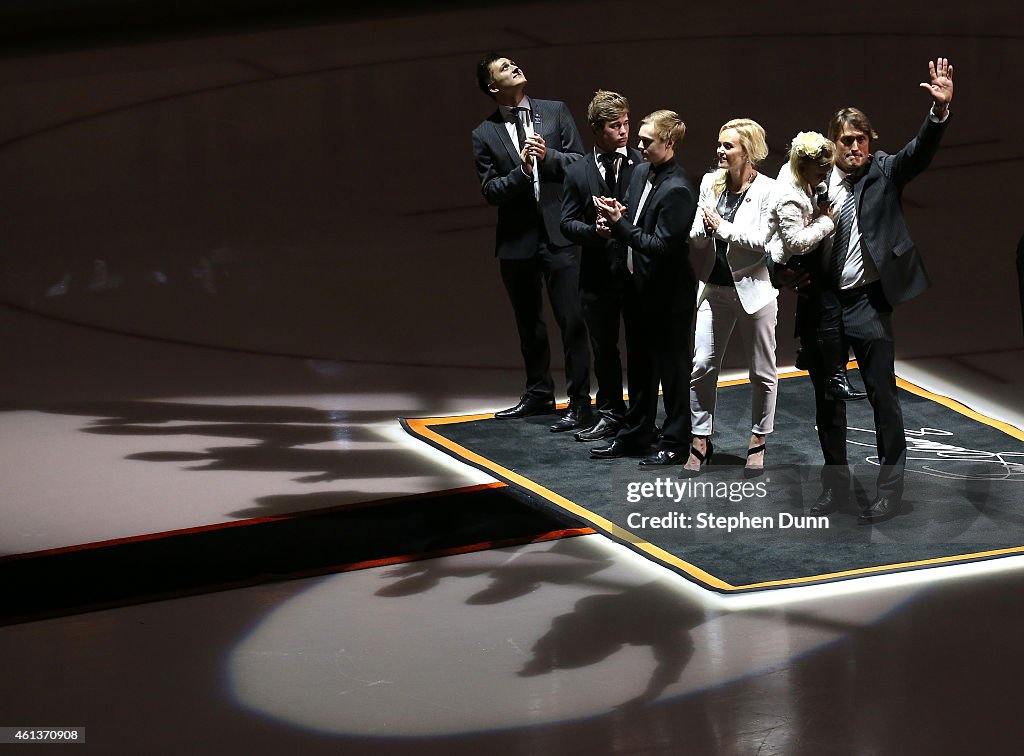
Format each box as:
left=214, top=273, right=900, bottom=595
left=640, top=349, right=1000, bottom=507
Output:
left=689, top=284, right=778, bottom=436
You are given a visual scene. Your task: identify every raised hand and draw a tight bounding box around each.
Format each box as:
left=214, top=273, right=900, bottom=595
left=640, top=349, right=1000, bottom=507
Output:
left=920, top=57, right=954, bottom=114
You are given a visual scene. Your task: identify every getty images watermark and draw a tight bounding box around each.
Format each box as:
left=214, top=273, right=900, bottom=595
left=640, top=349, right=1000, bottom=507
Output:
left=618, top=474, right=830, bottom=535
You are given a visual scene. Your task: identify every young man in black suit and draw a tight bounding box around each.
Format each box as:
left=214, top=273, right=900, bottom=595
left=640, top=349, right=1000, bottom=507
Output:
left=592, top=110, right=699, bottom=466
left=560, top=90, right=643, bottom=444
left=793, top=58, right=955, bottom=523
left=471, top=53, right=592, bottom=431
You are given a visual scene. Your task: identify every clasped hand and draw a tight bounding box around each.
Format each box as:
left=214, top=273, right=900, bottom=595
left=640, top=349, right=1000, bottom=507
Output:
left=519, top=134, right=546, bottom=172
left=593, top=195, right=625, bottom=221
left=775, top=266, right=811, bottom=295
left=702, top=206, right=722, bottom=234
left=593, top=195, right=625, bottom=238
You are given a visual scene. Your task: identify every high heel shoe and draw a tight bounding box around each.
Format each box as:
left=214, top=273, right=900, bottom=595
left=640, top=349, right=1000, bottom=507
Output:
left=744, top=442, right=766, bottom=478
left=681, top=437, right=713, bottom=477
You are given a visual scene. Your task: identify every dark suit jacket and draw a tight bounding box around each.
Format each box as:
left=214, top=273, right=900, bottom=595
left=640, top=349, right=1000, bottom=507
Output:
left=841, top=112, right=949, bottom=305
left=610, top=160, right=698, bottom=313
left=472, top=98, right=585, bottom=259
left=560, top=146, right=643, bottom=294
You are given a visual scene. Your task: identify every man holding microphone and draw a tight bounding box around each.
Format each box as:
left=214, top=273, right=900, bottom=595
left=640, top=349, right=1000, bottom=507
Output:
left=472, top=54, right=592, bottom=431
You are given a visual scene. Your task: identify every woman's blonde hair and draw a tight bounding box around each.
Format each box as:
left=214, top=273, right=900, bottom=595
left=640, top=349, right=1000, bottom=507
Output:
left=786, top=131, right=835, bottom=188
left=711, top=118, right=768, bottom=197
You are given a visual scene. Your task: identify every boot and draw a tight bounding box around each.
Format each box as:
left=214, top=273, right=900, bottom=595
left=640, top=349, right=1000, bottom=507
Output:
left=817, top=328, right=867, bottom=401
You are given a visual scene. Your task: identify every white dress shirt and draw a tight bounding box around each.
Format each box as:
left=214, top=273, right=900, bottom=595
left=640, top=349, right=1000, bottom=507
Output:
left=826, top=167, right=879, bottom=290
left=627, top=172, right=655, bottom=274
left=592, top=145, right=628, bottom=183
left=498, top=96, right=539, bottom=200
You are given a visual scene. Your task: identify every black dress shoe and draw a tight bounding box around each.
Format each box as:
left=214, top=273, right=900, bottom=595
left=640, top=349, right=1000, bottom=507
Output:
left=574, top=416, right=621, bottom=442
left=824, top=373, right=868, bottom=402
left=494, top=395, right=556, bottom=419
left=639, top=449, right=684, bottom=467
left=590, top=439, right=643, bottom=459
left=858, top=496, right=899, bottom=524
left=809, top=487, right=843, bottom=515
left=549, top=403, right=593, bottom=433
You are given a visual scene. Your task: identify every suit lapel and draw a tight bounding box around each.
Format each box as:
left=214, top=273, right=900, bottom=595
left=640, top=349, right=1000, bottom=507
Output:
left=490, top=112, right=520, bottom=163
left=855, top=160, right=878, bottom=211
left=531, top=99, right=551, bottom=142
left=586, top=156, right=605, bottom=200
left=634, top=164, right=661, bottom=225
left=626, top=163, right=650, bottom=222
left=589, top=149, right=635, bottom=200
left=491, top=99, right=552, bottom=164
left=619, top=148, right=641, bottom=201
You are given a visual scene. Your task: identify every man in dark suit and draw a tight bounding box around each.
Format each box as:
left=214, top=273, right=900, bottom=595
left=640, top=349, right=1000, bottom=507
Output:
left=799, top=58, right=955, bottom=523
left=471, top=53, right=591, bottom=430
left=560, top=90, right=643, bottom=443
left=591, top=110, right=699, bottom=466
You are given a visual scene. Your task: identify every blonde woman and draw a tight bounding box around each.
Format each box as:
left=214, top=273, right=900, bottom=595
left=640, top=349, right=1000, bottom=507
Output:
left=768, top=131, right=865, bottom=402
left=686, top=118, right=777, bottom=476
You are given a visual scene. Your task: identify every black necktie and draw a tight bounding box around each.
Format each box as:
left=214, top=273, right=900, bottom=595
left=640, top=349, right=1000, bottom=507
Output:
left=830, top=176, right=857, bottom=287
left=511, top=107, right=529, bottom=150
left=599, top=152, right=619, bottom=196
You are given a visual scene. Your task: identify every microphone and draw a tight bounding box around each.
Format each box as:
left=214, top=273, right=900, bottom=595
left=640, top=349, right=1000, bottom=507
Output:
left=526, top=111, right=542, bottom=166
left=814, top=182, right=829, bottom=207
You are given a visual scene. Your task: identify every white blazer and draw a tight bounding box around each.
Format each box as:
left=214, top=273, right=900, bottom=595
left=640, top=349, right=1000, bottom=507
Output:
left=765, top=166, right=835, bottom=265
left=689, top=171, right=777, bottom=314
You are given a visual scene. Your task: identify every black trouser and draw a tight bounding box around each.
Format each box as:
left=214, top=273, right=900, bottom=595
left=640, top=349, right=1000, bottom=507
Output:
left=499, top=244, right=591, bottom=404
left=581, top=283, right=627, bottom=421
left=800, top=282, right=906, bottom=502
left=615, top=285, right=694, bottom=452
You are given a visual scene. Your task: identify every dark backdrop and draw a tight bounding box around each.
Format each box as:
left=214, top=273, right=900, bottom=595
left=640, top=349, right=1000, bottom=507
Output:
left=0, top=0, right=1019, bottom=373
